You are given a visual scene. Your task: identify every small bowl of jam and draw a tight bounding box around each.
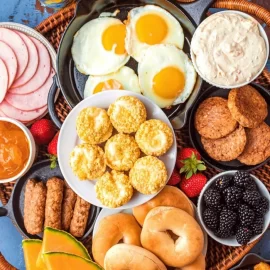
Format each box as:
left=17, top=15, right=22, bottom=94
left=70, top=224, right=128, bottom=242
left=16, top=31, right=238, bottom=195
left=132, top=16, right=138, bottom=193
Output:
left=0, top=117, right=36, bottom=183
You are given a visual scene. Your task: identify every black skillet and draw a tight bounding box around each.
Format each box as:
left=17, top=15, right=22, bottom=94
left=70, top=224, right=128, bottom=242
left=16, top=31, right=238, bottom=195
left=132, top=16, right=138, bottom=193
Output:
left=189, top=83, right=270, bottom=172
left=0, top=159, right=100, bottom=240
left=48, top=0, right=214, bottom=129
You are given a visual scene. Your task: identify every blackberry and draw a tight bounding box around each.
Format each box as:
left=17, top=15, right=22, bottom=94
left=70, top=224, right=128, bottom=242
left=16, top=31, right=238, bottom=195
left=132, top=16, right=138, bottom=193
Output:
left=251, top=217, right=264, bottom=235
left=212, top=203, right=225, bottom=213
left=233, top=171, right=253, bottom=188
left=238, top=204, right=255, bottom=226
left=227, top=201, right=240, bottom=211
left=253, top=196, right=269, bottom=217
left=243, top=191, right=261, bottom=206
left=223, top=186, right=243, bottom=205
left=203, top=208, right=219, bottom=231
left=236, top=227, right=253, bottom=245
left=215, top=176, right=232, bottom=191
left=219, top=208, right=237, bottom=231
left=203, top=188, right=221, bottom=208
left=215, top=228, right=233, bottom=238
left=245, top=180, right=257, bottom=191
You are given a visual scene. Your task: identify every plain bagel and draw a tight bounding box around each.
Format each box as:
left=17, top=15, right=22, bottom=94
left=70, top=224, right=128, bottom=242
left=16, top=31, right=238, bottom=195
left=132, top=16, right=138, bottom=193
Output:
left=92, top=213, right=141, bottom=267
left=133, top=186, right=195, bottom=226
left=178, top=254, right=206, bottom=270
left=141, top=206, right=204, bottom=268
left=104, top=244, right=167, bottom=270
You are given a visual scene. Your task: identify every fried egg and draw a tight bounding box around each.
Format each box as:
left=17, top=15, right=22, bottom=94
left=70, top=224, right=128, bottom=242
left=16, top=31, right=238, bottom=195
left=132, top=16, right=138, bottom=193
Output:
left=138, top=44, right=197, bottom=108
left=72, top=17, right=130, bottom=75
left=84, top=66, right=141, bottom=98
left=125, top=5, right=184, bottom=62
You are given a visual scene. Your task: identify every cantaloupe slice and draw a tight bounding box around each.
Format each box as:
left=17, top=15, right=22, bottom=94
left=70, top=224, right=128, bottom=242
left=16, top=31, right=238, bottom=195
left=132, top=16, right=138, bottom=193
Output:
left=43, top=252, right=102, bottom=270
left=36, top=227, right=90, bottom=267
left=22, top=239, right=44, bottom=270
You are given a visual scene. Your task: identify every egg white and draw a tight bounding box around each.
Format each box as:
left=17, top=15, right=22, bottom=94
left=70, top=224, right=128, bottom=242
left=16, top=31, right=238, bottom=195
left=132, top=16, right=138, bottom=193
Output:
left=138, top=44, right=197, bottom=108
left=125, top=5, right=184, bottom=62
left=72, top=17, right=130, bottom=76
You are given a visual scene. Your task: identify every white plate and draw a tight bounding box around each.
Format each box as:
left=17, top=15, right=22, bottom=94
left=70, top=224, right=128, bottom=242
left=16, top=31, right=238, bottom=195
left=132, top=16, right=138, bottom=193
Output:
left=58, top=90, right=177, bottom=209
left=93, top=205, right=208, bottom=256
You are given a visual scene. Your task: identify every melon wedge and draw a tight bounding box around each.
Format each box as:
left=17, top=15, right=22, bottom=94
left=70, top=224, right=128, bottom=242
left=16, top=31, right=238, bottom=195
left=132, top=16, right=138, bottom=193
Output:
left=36, top=227, right=90, bottom=267
left=44, top=252, right=102, bottom=270
left=22, top=239, right=44, bottom=270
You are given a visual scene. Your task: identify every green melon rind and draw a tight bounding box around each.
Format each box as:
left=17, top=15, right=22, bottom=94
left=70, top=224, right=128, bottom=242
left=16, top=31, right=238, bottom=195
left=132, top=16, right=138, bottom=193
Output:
left=22, top=239, right=43, bottom=246
left=43, top=252, right=103, bottom=270
left=43, top=227, right=91, bottom=260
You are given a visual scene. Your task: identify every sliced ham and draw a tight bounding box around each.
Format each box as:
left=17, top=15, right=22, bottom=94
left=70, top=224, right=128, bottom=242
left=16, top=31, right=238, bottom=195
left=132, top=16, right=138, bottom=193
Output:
left=0, top=41, right=17, bottom=88
left=0, top=28, right=28, bottom=79
left=0, top=101, right=47, bottom=122
left=5, top=68, right=55, bottom=111
left=11, top=31, right=39, bottom=88
left=0, top=109, right=6, bottom=117
left=0, top=59, right=8, bottom=103
left=9, top=37, right=51, bottom=95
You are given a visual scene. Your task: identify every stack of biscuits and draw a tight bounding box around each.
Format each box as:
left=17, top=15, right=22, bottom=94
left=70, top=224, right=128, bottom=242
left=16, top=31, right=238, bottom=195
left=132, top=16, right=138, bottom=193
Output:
left=195, top=85, right=270, bottom=165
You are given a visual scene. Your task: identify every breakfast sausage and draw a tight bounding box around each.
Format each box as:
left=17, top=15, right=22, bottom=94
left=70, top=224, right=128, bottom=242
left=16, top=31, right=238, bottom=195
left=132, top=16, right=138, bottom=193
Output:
left=69, top=197, right=91, bottom=237
left=61, top=184, right=77, bottom=231
left=44, top=177, right=64, bottom=229
left=24, top=179, right=36, bottom=232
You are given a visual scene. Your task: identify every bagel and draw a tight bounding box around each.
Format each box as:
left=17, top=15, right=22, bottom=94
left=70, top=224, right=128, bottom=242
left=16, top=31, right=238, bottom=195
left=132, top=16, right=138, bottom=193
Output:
left=104, top=244, right=167, bottom=270
left=178, top=254, right=206, bottom=270
left=141, top=206, right=204, bottom=268
left=133, top=186, right=195, bottom=226
left=92, top=213, right=141, bottom=267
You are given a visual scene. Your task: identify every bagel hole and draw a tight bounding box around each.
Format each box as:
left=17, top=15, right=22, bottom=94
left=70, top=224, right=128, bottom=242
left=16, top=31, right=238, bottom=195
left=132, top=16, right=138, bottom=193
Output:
left=118, top=238, right=124, bottom=244
left=166, top=230, right=179, bottom=243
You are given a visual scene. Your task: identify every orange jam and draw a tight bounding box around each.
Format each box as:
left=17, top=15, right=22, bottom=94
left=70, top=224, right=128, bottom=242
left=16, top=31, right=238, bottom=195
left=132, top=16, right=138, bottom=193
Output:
left=0, top=121, right=30, bottom=180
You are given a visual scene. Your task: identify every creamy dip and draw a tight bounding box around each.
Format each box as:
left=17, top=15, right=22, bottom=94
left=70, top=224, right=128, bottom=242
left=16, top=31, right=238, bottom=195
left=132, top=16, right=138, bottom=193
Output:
left=191, top=13, right=267, bottom=86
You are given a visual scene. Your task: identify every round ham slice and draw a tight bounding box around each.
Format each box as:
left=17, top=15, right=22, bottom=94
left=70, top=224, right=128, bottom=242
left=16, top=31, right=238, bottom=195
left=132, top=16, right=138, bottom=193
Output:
left=0, top=41, right=17, bottom=88
left=9, top=37, right=51, bottom=95
left=0, top=59, right=8, bottom=103
left=0, top=101, right=47, bottom=122
left=0, top=28, right=28, bottom=79
left=11, top=32, right=39, bottom=88
left=5, top=69, right=55, bottom=111
left=0, top=109, right=6, bottom=117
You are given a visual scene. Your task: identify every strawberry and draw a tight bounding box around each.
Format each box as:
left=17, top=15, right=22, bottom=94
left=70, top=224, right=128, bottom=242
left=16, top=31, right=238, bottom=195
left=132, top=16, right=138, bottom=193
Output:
left=179, top=173, right=207, bottom=198
left=30, top=119, right=56, bottom=145
left=47, top=132, right=59, bottom=169
left=167, top=169, right=181, bottom=186
left=176, top=148, right=201, bottom=169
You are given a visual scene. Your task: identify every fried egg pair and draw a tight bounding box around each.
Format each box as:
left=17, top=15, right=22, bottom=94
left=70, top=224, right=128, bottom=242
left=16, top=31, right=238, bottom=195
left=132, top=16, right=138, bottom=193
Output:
left=138, top=44, right=197, bottom=108
left=72, top=17, right=129, bottom=75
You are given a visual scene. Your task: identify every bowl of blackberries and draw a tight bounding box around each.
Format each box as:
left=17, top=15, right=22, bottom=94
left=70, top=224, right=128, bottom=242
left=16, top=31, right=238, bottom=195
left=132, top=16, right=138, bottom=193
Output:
left=198, top=171, right=270, bottom=246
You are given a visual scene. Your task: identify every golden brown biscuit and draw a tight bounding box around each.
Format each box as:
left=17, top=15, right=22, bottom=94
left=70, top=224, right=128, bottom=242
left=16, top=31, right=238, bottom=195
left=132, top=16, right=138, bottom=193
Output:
left=76, top=107, right=112, bottom=144
left=228, top=86, right=268, bottom=128
left=254, top=262, right=270, bottom=270
left=108, top=96, right=147, bottom=133
left=129, top=156, right=167, bottom=194
left=195, top=97, right=238, bottom=139
left=238, top=122, right=270, bottom=165
left=95, top=170, right=133, bottom=208
left=105, top=134, right=140, bottom=171
left=201, top=125, right=246, bottom=161
left=70, top=143, right=106, bottom=180
left=135, top=119, right=174, bottom=156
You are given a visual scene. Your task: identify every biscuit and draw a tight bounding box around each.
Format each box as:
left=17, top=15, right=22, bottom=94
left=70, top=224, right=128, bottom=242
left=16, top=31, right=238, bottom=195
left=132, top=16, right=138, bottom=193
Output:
left=228, top=86, right=268, bottom=128
left=105, top=134, right=140, bottom=171
left=135, top=119, right=173, bottom=156
left=95, top=170, right=133, bottom=208
left=70, top=143, right=106, bottom=180
left=129, top=156, right=167, bottom=195
left=76, top=107, right=112, bottom=144
left=195, top=97, right=238, bottom=139
left=201, top=125, right=246, bottom=161
left=238, top=122, right=270, bottom=165
left=108, top=96, right=147, bottom=133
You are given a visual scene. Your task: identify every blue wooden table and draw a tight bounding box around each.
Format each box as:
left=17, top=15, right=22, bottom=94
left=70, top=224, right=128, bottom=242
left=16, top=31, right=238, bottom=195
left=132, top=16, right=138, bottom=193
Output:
left=0, top=1, right=269, bottom=269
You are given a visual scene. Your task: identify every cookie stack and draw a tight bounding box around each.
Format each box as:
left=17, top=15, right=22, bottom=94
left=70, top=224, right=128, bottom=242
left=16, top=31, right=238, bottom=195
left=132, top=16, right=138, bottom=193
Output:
left=195, top=85, right=270, bottom=165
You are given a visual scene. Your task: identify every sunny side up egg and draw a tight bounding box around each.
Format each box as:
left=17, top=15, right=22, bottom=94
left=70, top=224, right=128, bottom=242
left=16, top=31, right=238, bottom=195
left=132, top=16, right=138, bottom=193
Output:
left=125, top=5, right=184, bottom=62
left=72, top=17, right=130, bottom=76
left=138, top=44, right=197, bottom=108
left=84, top=66, right=141, bottom=98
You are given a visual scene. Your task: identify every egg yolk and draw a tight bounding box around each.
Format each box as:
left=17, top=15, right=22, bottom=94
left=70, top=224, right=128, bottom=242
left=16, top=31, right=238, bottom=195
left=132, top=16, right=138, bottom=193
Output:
left=0, top=121, right=30, bottom=180
left=153, top=67, right=185, bottom=99
left=93, top=79, right=123, bottom=94
left=102, top=24, right=126, bottom=54
left=135, top=14, right=168, bottom=45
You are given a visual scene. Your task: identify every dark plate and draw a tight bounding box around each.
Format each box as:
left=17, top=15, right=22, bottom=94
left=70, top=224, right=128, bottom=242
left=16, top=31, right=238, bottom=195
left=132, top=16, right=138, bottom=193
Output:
left=0, top=160, right=100, bottom=240
left=189, top=83, right=270, bottom=171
